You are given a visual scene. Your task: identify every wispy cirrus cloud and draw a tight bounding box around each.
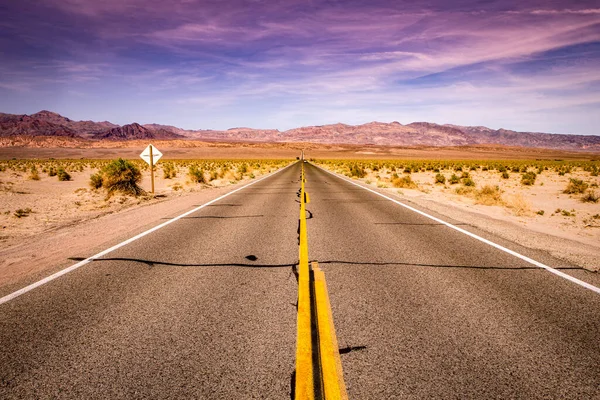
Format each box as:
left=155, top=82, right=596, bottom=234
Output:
left=0, top=0, right=598, bottom=134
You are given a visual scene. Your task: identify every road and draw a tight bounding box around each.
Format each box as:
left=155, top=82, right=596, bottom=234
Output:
left=1, top=161, right=599, bottom=399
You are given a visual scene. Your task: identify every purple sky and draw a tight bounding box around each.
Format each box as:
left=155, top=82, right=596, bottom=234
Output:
left=1, top=0, right=599, bottom=134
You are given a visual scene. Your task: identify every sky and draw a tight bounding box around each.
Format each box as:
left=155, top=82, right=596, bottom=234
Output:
left=0, top=0, right=599, bottom=135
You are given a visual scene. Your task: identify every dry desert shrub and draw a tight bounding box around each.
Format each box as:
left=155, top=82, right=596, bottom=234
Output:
left=462, top=177, right=476, bottom=187
left=581, top=190, right=599, bottom=203
left=455, top=186, right=475, bottom=195
left=13, top=208, right=33, bottom=218
left=163, top=162, right=177, bottom=179
left=521, top=171, right=536, bottom=186
left=89, top=172, right=103, bottom=189
left=91, top=158, right=145, bottom=197
left=563, top=178, right=588, bottom=194
left=188, top=164, right=206, bottom=183
left=28, top=166, right=40, bottom=181
left=474, top=185, right=503, bottom=206
left=434, top=173, right=446, bottom=184
left=56, top=167, right=71, bottom=181
left=392, top=175, right=417, bottom=189
left=505, top=194, right=531, bottom=216
left=348, top=163, right=366, bottom=178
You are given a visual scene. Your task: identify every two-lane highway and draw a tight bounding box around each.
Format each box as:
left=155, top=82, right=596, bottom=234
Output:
left=0, top=164, right=301, bottom=399
left=1, top=161, right=599, bottom=399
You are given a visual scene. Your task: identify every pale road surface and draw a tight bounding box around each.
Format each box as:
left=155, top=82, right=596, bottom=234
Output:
left=1, top=162, right=599, bottom=399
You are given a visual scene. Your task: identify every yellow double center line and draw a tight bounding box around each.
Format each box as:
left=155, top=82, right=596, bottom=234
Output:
left=295, top=162, right=348, bottom=400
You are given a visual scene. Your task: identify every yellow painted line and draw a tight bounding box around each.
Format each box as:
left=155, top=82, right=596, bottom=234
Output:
left=296, top=163, right=347, bottom=399
left=296, top=162, right=314, bottom=399
left=312, top=262, right=348, bottom=400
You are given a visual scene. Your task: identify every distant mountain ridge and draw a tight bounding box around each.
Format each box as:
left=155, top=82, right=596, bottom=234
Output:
left=97, top=123, right=183, bottom=140
left=0, top=110, right=598, bottom=151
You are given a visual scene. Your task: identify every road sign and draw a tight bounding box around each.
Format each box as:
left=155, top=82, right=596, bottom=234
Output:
left=140, top=144, right=162, bottom=165
left=140, top=144, right=162, bottom=195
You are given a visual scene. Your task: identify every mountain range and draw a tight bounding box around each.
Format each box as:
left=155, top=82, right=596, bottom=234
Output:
left=1, top=110, right=599, bottom=151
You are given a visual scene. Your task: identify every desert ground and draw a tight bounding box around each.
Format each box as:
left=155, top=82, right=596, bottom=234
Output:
left=1, top=140, right=598, bottom=160
left=0, top=158, right=288, bottom=247
left=0, top=144, right=599, bottom=294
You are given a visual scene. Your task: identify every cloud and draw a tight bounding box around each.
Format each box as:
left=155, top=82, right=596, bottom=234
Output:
left=1, top=0, right=599, bottom=134
left=530, top=9, right=600, bottom=15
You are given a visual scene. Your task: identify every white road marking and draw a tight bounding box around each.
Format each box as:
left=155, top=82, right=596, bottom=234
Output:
left=0, top=163, right=296, bottom=305
left=316, top=165, right=600, bottom=295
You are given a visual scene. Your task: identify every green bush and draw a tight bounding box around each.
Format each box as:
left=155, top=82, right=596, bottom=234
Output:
left=462, top=177, right=476, bottom=187
left=189, top=165, right=206, bottom=183
left=349, top=164, right=366, bottom=178
left=501, top=171, right=510, bottom=179
left=89, top=172, right=103, bottom=189
left=101, top=158, right=144, bottom=196
left=521, top=171, right=536, bottom=185
left=449, top=174, right=460, bottom=184
left=392, top=175, right=417, bottom=188
left=29, top=166, right=40, bottom=181
left=434, top=173, right=446, bottom=184
left=564, top=178, right=588, bottom=194
left=57, top=168, right=71, bottom=181
left=163, top=162, right=177, bottom=179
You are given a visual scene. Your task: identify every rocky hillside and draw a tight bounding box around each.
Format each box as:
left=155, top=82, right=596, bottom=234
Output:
left=96, top=123, right=183, bottom=140
left=1, top=111, right=599, bottom=151
left=0, top=111, right=117, bottom=139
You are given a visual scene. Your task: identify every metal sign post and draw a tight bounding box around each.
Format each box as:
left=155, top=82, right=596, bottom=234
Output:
left=140, top=144, right=163, bottom=195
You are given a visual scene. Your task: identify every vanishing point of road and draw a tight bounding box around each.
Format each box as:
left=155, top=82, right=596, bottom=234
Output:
left=1, top=161, right=599, bottom=399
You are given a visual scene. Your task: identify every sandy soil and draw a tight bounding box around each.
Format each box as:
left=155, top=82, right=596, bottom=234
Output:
left=319, top=163, right=600, bottom=271
left=0, top=162, right=282, bottom=248
left=1, top=141, right=598, bottom=160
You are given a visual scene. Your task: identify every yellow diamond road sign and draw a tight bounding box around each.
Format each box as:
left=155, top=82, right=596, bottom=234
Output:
left=140, top=144, right=162, bottom=165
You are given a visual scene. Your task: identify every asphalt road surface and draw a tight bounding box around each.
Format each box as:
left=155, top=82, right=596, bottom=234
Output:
left=1, top=161, right=599, bottom=399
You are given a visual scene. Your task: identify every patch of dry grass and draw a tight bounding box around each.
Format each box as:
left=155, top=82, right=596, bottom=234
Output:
left=474, top=185, right=503, bottom=206
left=392, top=175, right=418, bottom=189
left=505, top=194, right=531, bottom=216
left=581, top=190, right=599, bottom=203
left=455, top=186, right=476, bottom=195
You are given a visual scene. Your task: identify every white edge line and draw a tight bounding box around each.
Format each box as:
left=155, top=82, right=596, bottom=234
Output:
left=0, top=162, right=297, bottom=305
left=314, top=164, right=600, bottom=295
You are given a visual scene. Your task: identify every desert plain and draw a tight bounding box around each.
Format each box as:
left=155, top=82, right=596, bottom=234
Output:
left=0, top=142, right=599, bottom=297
